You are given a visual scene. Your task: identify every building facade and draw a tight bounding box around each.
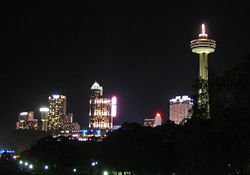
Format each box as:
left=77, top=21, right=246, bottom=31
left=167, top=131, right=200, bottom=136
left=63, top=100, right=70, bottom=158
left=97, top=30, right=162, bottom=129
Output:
left=144, top=112, right=163, bottom=127
left=47, top=94, right=67, bottom=131
left=40, top=107, right=49, bottom=131
left=169, top=96, right=193, bottom=124
left=89, top=82, right=117, bottom=129
left=16, top=111, right=38, bottom=130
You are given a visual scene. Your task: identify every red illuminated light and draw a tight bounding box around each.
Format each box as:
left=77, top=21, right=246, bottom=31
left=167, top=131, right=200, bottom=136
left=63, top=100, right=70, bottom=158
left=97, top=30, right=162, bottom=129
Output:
left=155, top=112, right=161, bottom=118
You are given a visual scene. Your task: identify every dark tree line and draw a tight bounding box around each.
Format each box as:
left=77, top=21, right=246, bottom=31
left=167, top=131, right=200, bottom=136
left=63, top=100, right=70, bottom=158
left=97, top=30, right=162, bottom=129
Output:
left=19, top=54, right=250, bottom=175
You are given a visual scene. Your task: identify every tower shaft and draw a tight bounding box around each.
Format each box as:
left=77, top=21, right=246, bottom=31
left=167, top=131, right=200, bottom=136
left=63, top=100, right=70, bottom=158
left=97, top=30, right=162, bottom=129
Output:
left=199, top=53, right=208, bottom=80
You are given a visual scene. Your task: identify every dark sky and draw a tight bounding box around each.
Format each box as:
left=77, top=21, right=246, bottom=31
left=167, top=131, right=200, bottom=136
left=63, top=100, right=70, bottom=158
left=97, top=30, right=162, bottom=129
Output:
left=1, top=1, right=250, bottom=140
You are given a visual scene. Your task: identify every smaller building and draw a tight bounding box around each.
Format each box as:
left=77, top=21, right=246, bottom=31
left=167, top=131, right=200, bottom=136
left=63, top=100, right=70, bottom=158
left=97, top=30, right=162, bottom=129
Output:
left=144, top=112, right=163, bottom=127
left=16, top=111, right=38, bottom=130
left=144, top=119, right=155, bottom=127
left=61, top=113, right=80, bottom=131
left=40, top=107, right=49, bottom=131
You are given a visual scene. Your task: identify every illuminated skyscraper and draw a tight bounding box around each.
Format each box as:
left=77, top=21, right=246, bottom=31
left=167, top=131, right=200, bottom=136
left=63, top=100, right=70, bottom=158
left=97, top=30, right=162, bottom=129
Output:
left=39, top=107, right=49, bottom=131
left=16, top=111, right=38, bottom=130
left=169, top=96, right=193, bottom=124
left=47, top=94, right=67, bottom=131
left=89, top=82, right=117, bottom=129
left=190, top=24, right=216, bottom=118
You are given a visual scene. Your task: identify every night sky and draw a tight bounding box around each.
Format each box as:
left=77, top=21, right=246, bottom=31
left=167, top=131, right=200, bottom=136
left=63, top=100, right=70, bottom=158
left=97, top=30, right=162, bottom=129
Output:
left=1, top=1, right=250, bottom=140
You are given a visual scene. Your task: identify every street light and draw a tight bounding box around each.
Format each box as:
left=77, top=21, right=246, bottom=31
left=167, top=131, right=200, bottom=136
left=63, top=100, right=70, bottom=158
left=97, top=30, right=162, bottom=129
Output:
left=73, top=168, right=77, bottom=173
left=19, top=160, right=23, bottom=165
left=29, top=164, right=33, bottom=169
left=24, top=162, right=29, bottom=166
left=44, top=165, right=49, bottom=170
left=103, top=170, right=108, bottom=175
left=91, top=161, right=98, bottom=166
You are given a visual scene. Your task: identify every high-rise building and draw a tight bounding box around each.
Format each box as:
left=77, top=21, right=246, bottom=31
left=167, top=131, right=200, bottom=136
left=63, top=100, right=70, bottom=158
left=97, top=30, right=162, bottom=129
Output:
left=144, top=112, right=163, bottom=127
left=190, top=24, right=216, bottom=118
left=169, top=96, right=193, bottom=124
left=89, top=82, right=117, bottom=129
left=16, top=111, right=38, bottom=130
left=47, top=94, right=67, bottom=131
left=39, top=107, right=49, bottom=131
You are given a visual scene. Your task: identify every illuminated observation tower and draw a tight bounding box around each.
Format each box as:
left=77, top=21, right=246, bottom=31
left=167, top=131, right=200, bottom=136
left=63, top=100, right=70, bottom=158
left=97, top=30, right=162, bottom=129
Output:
left=190, top=24, right=216, bottom=118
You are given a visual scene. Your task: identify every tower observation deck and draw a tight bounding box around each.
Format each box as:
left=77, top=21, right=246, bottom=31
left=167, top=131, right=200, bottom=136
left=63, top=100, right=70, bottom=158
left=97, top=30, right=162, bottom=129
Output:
left=190, top=24, right=216, bottom=119
left=190, top=24, right=216, bottom=80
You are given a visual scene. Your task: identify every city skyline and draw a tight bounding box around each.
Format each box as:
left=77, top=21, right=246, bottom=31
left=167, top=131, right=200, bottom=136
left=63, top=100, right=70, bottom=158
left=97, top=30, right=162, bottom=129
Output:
left=1, top=2, right=250, bottom=140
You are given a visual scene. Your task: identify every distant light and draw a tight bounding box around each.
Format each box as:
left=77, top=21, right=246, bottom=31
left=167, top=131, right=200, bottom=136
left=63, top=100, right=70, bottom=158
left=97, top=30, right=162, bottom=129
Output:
left=199, top=23, right=208, bottom=37
left=95, top=130, right=101, bottom=135
left=202, top=24, right=206, bottom=34
left=91, top=161, right=98, bottom=166
left=29, top=164, right=33, bottom=169
left=91, top=82, right=102, bottom=90
left=73, top=168, right=77, bottom=173
left=155, top=112, right=161, bottom=118
left=170, top=95, right=192, bottom=103
left=82, top=130, right=88, bottom=135
left=103, top=171, right=108, bottom=175
left=20, top=112, right=28, bottom=115
left=111, top=96, right=117, bottom=117
left=19, top=160, right=23, bottom=165
left=24, top=162, right=28, bottom=166
left=39, top=107, right=49, bottom=112
left=52, top=95, right=60, bottom=99
left=44, top=165, right=49, bottom=170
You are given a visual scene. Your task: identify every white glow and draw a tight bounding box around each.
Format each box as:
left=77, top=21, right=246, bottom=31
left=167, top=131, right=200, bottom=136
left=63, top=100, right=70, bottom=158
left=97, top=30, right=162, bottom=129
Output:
left=24, top=162, right=28, bottom=166
left=202, top=24, right=206, bottom=34
left=170, top=95, right=193, bottom=103
left=103, top=171, right=108, bottom=175
left=111, top=96, right=117, bottom=117
left=111, top=96, right=117, bottom=104
left=19, top=160, right=23, bottom=165
left=94, top=99, right=111, bottom=104
left=39, top=107, right=49, bottom=112
left=52, top=95, right=60, bottom=99
left=91, top=82, right=102, bottom=90
left=29, top=164, right=33, bottom=169
left=20, top=112, right=28, bottom=115
left=44, top=165, right=49, bottom=170
left=111, top=105, right=117, bottom=117
left=199, top=23, right=208, bottom=37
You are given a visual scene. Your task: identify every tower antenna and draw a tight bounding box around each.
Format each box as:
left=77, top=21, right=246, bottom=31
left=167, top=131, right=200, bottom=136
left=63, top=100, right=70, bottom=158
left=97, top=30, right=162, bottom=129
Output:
left=202, top=24, right=206, bottom=34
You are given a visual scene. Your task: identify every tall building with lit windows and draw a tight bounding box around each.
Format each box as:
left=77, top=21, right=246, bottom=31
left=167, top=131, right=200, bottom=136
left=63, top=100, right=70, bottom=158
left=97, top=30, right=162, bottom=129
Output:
left=47, top=94, right=67, bottom=131
left=169, top=95, right=193, bottom=124
left=89, top=82, right=117, bottom=129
